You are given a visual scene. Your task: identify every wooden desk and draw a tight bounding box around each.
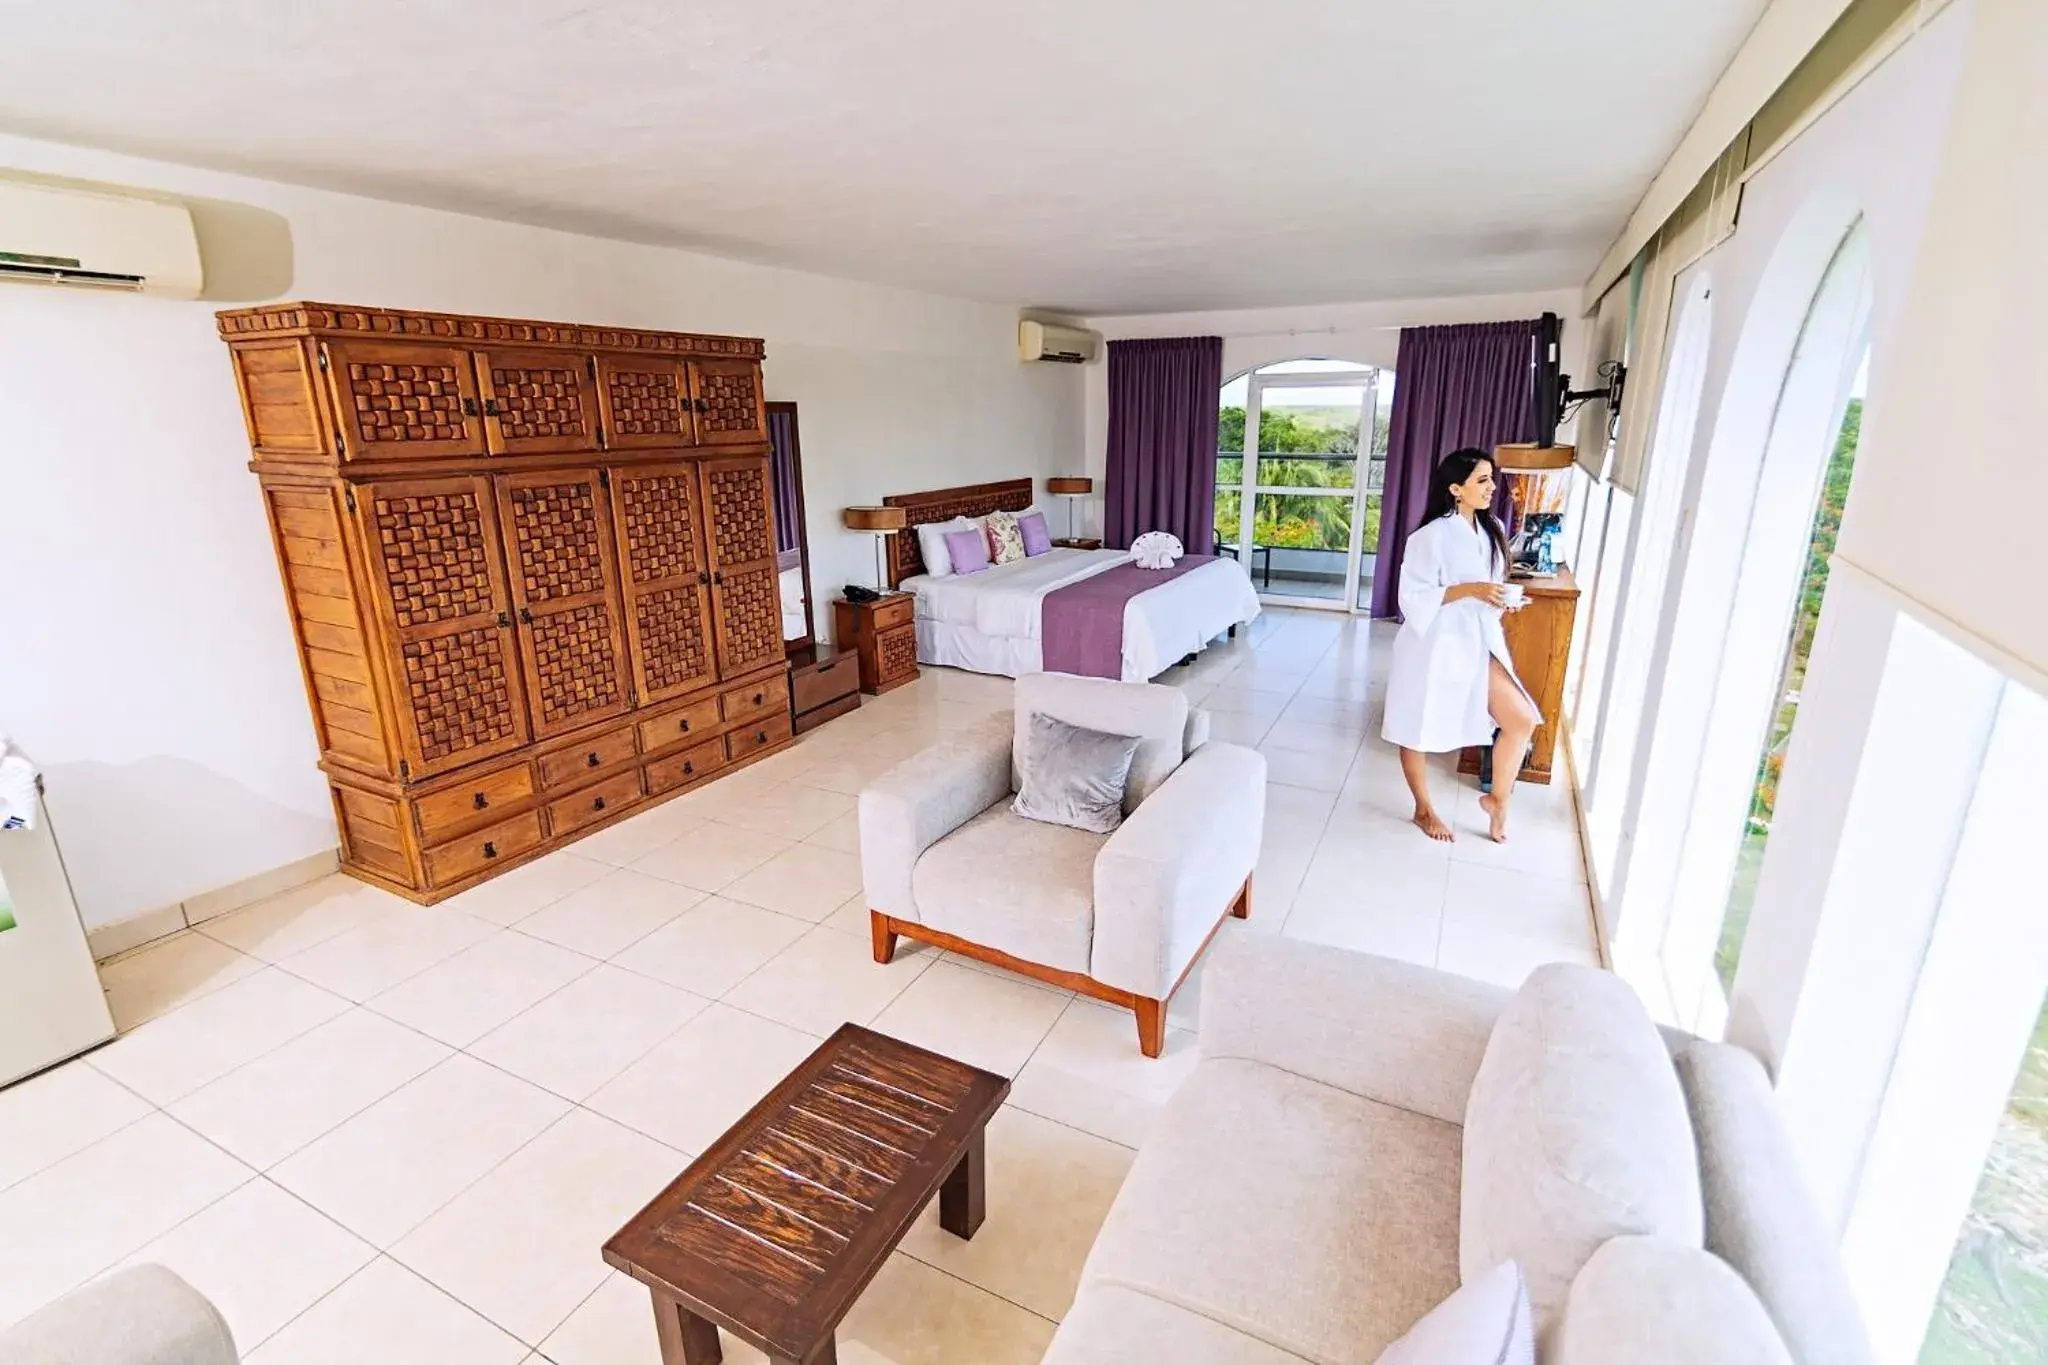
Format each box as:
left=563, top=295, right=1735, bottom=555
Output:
left=1459, top=565, right=1581, bottom=786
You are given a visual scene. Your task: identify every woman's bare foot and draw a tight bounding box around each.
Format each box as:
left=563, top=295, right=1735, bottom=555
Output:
left=1479, top=792, right=1509, bottom=843
left=1412, top=806, right=1454, bottom=842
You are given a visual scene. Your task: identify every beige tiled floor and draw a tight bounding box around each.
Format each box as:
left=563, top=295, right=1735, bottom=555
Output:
left=0, top=609, right=1596, bottom=1363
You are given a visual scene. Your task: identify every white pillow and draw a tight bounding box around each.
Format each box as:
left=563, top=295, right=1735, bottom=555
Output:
left=915, top=516, right=977, bottom=579
left=1376, top=1262, right=1534, bottom=1365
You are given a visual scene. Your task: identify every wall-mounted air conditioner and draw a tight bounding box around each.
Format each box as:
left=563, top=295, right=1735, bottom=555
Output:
left=1019, top=319, right=1100, bottom=365
left=0, top=180, right=204, bottom=298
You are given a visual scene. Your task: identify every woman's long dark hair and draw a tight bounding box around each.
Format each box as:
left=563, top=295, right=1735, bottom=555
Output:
left=1420, top=447, right=1509, bottom=569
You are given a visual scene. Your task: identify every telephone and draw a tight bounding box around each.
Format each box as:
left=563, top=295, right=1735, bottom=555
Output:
left=842, top=584, right=883, bottom=605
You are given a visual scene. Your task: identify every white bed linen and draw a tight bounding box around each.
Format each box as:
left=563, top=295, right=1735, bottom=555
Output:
left=902, top=547, right=1260, bottom=682
left=915, top=618, right=1045, bottom=677
left=778, top=564, right=807, bottom=640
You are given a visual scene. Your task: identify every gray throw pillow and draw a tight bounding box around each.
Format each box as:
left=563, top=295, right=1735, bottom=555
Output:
left=1013, top=712, right=1143, bottom=834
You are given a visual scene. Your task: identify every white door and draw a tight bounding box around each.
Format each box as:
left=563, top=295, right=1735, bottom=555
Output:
left=0, top=801, right=114, bottom=1086
left=1218, top=361, right=1391, bottom=613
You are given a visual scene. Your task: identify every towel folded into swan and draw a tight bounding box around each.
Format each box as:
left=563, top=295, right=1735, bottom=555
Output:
left=1130, top=531, right=1183, bottom=570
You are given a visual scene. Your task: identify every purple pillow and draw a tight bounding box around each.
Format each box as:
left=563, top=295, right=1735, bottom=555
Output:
left=944, top=526, right=991, bottom=575
left=1018, top=510, right=1053, bottom=557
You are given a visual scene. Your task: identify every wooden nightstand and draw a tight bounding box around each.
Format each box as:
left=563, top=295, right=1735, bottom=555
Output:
left=833, top=593, right=920, bottom=694
left=1053, top=537, right=1103, bottom=550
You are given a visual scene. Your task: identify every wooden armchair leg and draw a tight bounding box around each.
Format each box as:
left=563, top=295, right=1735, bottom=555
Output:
left=869, top=911, right=898, bottom=965
left=1134, top=997, right=1166, bottom=1058
left=1229, top=874, right=1252, bottom=919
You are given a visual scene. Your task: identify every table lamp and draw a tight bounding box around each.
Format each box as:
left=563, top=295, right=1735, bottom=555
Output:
left=1046, top=476, right=1093, bottom=540
left=842, top=506, right=909, bottom=593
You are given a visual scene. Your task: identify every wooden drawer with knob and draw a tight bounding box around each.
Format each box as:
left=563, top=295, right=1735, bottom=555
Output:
left=868, top=594, right=915, bottom=633
left=646, top=736, right=728, bottom=795
left=538, top=726, right=639, bottom=790
left=719, top=672, right=790, bottom=725
left=413, top=764, right=536, bottom=844
left=726, top=712, right=794, bottom=762
left=638, top=698, right=721, bottom=757
left=790, top=645, right=861, bottom=735
left=546, top=770, right=644, bottom=838
left=424, top=811, right=545, bottom=888
left=791, top=649, right=858, bottom=715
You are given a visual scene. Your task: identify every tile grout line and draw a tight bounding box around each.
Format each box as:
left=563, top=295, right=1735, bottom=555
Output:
left=373, top=1099, right=637, bottom=1351
left=31, top=615, right=1597, bottom=1358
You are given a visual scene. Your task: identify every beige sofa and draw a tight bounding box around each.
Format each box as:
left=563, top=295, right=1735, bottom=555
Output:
left=1044, top=936, right=1878, bottom=1364
left=859, top=673, right=1265, bottom=1055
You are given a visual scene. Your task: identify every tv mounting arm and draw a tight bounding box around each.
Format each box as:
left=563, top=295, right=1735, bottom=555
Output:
left=1559, top=360, right=1627, bottom=438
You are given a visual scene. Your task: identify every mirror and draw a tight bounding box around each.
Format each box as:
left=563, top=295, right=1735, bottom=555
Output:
left=766, top=401, right=816, bottom=655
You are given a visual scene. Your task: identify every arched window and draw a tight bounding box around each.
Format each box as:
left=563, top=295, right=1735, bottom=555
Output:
left=1656, top=218, right=1875, bottom=1033
left=1711, top=348, right=1868, bottom=990
left=1584, top=272, right=1716, bottom=891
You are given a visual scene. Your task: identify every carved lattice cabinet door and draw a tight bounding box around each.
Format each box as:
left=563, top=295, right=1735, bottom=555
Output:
left=474, top=347, right=603, bottom=457
left=320, top=339, right=486, bottom=463
left=596, top=357, right=697, bottom=451
left=685, top=358, right=766, bottom=447
left=356, top=476, right=530, bottom=779
left=494, top=468, right=635, bottom=739
left=608, top=461, right=717, bottom=704
left=698, top=454, right=785, bottom=678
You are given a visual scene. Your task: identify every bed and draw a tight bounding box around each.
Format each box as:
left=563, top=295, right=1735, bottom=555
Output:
left=883, top=478, right=1260, bottom=683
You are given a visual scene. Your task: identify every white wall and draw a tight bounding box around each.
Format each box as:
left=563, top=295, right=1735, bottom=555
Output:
left=1071, top=290, right=1583, bottom=541
left=0, top=134, right=1081, bottom=930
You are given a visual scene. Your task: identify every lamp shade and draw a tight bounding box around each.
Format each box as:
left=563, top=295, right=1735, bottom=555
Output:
left=1046, top=476, right=1093, bottom=495
left=1492, top=443, right=1576, bottom=472
left=842, top=506, right=908, bottom=533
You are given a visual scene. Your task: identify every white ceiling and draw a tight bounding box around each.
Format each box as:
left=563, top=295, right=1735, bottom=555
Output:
left=0, top=0, right=1765, bottom=315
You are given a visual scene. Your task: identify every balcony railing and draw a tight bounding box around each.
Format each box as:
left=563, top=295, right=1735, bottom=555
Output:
left=1216, top=451, right=1386, bottom=493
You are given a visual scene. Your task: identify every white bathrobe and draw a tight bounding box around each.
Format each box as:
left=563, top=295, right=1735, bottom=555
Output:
left=1382, top=512, right=1530, bottom=752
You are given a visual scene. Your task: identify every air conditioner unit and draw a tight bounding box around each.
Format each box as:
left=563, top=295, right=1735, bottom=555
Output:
left=1019, top=319, right=1100, bottom=365
left=0, top=180, right=204, bottom=298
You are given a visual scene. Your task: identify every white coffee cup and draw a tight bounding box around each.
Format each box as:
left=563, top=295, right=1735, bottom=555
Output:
left=1500, top=583, right=1527, bottom=610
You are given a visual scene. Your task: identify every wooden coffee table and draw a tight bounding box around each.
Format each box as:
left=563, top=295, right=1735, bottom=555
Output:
left=603, top=1023, right=1010, bottom=1365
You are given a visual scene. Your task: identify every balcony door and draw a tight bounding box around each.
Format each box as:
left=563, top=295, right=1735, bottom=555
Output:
left=1216, top=359, right=1392, bottom=613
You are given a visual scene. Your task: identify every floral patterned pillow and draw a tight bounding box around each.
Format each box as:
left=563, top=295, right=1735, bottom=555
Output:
left=985, top=509, right=1027, bottom=565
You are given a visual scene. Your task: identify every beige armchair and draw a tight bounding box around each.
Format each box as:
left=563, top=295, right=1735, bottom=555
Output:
left=0, top=1265, right=237, bottom=1365
left=859, top=672, right=1266, bottom=1056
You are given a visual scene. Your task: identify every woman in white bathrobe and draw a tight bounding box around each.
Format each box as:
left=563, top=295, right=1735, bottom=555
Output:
left=1382, top=449, right=1540, bottom=842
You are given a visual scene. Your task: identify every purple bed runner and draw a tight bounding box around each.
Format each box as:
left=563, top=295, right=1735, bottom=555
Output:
left=1041, top=553, right=1219, bottom=679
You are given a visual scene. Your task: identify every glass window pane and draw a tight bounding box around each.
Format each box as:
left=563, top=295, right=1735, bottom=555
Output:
left=1919, top=997, right=2048, bottom=1362
left=1715, top=380, right=1865, bottom=989
left=1258, top=454, right=1355, bottom=490
left=1250, top=385, right=1364, bottom=488
left=1250, top=491, right=1348, bottom=600
left=1259, top=358, right=1370, bottom=375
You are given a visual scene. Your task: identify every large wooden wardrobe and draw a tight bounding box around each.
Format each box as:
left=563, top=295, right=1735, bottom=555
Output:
left=217, top=302, right=795, bottom=904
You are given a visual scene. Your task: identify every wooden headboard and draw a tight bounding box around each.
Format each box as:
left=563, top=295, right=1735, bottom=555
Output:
left=882, top=478, right=1035, bottom=588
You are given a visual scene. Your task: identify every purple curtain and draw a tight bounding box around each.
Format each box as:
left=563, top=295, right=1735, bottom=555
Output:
left=1369, top=320, right=1538, bottom=618
left=1103, top=336, right=1224, bottom=551
left=766, top=405, right=802, bottom=555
